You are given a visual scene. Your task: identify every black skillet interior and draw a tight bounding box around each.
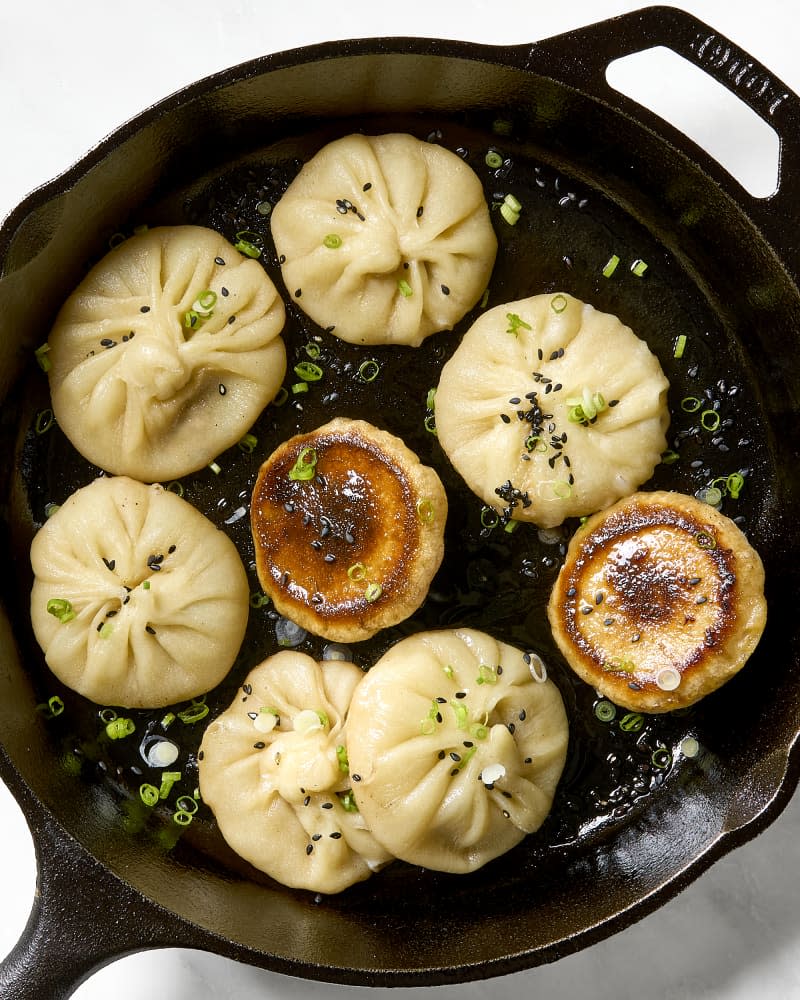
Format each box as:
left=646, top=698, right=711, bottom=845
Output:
left=2, top=6, right=800, bottom=996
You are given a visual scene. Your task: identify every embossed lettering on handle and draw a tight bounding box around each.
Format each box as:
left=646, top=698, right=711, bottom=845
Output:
left=689, top=30, right=790, bottom=118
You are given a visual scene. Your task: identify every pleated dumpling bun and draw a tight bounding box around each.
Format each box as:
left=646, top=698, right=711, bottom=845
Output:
left=345, top=629, right=569, bottom=874
left=46, top=225, right=287, bottom=482
left=270, top=133, right=497, bottom=346
left=199, top=651, right=394, bottom=894
left=29, top=476, right=249, bottom=708
left=434, top=293, right=670, bottom=528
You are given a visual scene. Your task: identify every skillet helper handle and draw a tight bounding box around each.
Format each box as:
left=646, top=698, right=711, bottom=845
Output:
left=0, top=802, right=179, bottom=999
left=528, top=5, right=800, bottom=270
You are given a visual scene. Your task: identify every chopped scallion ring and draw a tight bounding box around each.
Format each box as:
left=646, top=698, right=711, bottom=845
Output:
left=426, top=387, right=437, bottom=411
left=619, top=712, right=645, bottom=733
left=34, top=409, right=55, bottom=435
left=695, top=530, right=717, bottom=550
left=553, top=481, right=573, bottom=499
left=175, top=795, right=199, bottom=815
left=630, top=258, right=649, bottom=277
left=503, top=519, right=519, bottom=534
left=208, top=461, right=222, bottom=475
left=503, top=193, right=522, bottom=213
left=249, top=591, right=270, bottom=608
left=106, top=717, right=136, bottom=740
left=726, top=472, right=745, bottom=498
left=651, top=748, right=672, bottom=769
left=673, top=334, right=688, bottom=359
left=347, top=562, right=368, bottom=582
left=506, top=312, right=532, bottom=336
left=165, top=481, right=184, bottom=496
left=700, top=409, right=721, bottom=431
left=420, top=718, right=437, bottom=735
left=293, top=361, right=323, bottom=382
left=237, top=432, right=258, bottom=453
left=256, top=200, right=272, bottom=216
left=357, top=359, right=381, bottom=383
left=304, top=341, right=322, bottom=360
left=480, top=507, right=500, bottom=530
left=602, top=254, right=620, bottom=278
left=336, top=745, right=349, bottom=773
left=450, top=701, right=469, bottom=729
left=398, top=278, right=413, bottom=298
left=193, top=289, right=217, bottom=315
left=338, top=790, right=358, bottom=812
left=139, top=783, right=160, bottom=807
left=34, top=344, right=52, bottom=372
left=525, top=434, right=547, bottom=453
left=485, top=150, right=504, bottom=169
left=233, top=239, right=262, bottom=258
left=469, top=722, right=489, bottom=740
left=680, top=396, right=702, bottom=412
left=416, top=498, right=435, bottom=523
left=655, top=667, right=682, bottom=691
left=47, top=598, right=75, bottom=624
left=697, top=485, right=723, bottom=507
left=661, top=449, right=680, bottom=465
left=499, top=202, right=520, bottom=225
left=159, top=771, right=182, bottom=798
left=323, top=233, right=343, bottom=249
left=424, top=414, right=437, bottom=435
left=272, top=387, right=289, bottom=407
left=37, top=695, right=66, bottom=719
left=594, top=700, right=616, bottom=723
left=550, top=294, right=568, bottom=314
left=364, top=582, right=383, bottom=602
left=288, top=447, right=318, bottom=482
left=292, top=381, right=309, bottom=395
left=476, top=663, right=498, bottom=685
left=173, top=810, right=194, bottom=826
left=177, top=702, right=209, bottom=725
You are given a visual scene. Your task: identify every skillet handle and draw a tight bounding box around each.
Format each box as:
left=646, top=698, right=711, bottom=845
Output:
left=527, top=5, right=800, bottom=262
left=0, top=786, right=180, bottom=1000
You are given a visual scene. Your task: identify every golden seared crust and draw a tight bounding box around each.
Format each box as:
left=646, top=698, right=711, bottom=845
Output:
left=251, top=418, right=447, bottom=642
left=547, top=491, right=767, bottom=712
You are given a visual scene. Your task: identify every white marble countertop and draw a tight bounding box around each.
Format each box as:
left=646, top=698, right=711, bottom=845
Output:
left=1, top=1, right=799, bottom=997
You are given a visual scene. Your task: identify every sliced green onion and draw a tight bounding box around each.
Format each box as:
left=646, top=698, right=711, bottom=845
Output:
left=35, top=344, right=52, bottom=372
left=323, top=233, right=342, bottom=249
left=480, top=288, right=490, bottom=308
left=450, top=701, right=469, bottom=729
left=594, top=700, right=617, bottom=723
left=288, top=447, right=318, bottom=481
left=443, top=664, right=455, bottom=679
left=256, top=200, right=272, bottom=216
left=142, top=580, right=151, bottom=590
left=680, top=736, right=700, bottom=759
left=553, top=481, right=572, bottom=499
left=173, top=809, right=194, bottom=827
left=272, top=386, right=289, bottom=406
left=161, top=712, right=176, bottom=729
left=695, top=530, right=717, bottom=550
left=193, top=289, right=217, bottom=315
left=550, top=293, right=568, bottom=314
left=336, top=745, right=349, bottom=774
left=661, top=449, right=680, bottom=465
left=416, top=498, right=435, bottom=523
left=249, top=590, right=270, bottom=608
left=98, top=622, right=114, bottom=639
left=525, top=434, right=547, bottom=453
left=165, top=481, right=184, bottom=497
left=106, top=717, right=135, bottom=740
left=398, top=278, right=413, bottom=298
left=47, top=598, right=75, bottom=624
left=700, top=409, right=721, bottom=431
left=630, top=258, right=649, bottom=277
left=504, top=519, right=519, bottom=533
left=673, top=334, right=688, bottom=359
left=452, top=744, right=478, bottom=772
left=292, top=381, right=309, bottom=395
left=183, top=310, right=200, bottom=330
left=338, top=789, right=358, bottom=813
left=602, top=254, right=620, bottom=278
left=304, top=341, right=322, bottom=360
left=37, top=695, right=66, bottom=719
left=420, top=718, right=437, bottom=735
left=237, top=432, right=258, bottom=453
left=469, top=722, right=489, bottom=740
left=480, top=507, right=500, bottom=530
left=602, top=656, right=635, bottom=674
left=697, top=485, right=723, bottom=507
left=45, top=502, right=61, bottom=518
left=177, top=702, right=209, bottom=725
left=159, top=771, right=182, bottom=798
left=34, top=409, right=55, bottom=435
left=680, top=396, right=702, bottom=412
left=358, top=359, right=380, bottom=382
left=108, top=232, right=127, bottom=249
left=426, top=387, right=437, bottom=411
left=139, top=783, right=160, bottom=807
left=485, top=150, right=504, bottom=169
left=99, top=708, right=118, bottom=724
left=619, top=712, right=645, bottom=733
left=347, top=562, right=368, bottom=582
left=651, top=747, right=672, bottom=769
left=726, top=472, right=745, bottom=498
left=175, top=795, right=199, bottom=815
left=424, top=414, right=437, bottom=435
left=499, top=202, right=520, bottom=225
left=506, top=312, right=532, bottom=336
left=476, top=663, right=498, bottom=685
left=234, top=230, right=264, bottom=259
left=293, top=361, right=323, bottom=382
left=504, top=193, right=522, bottom=213
left=364, top=582, right=383, bottom=602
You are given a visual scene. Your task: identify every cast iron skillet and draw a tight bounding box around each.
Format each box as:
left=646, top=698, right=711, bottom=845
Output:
left=2, top=6, right=800, bottom=997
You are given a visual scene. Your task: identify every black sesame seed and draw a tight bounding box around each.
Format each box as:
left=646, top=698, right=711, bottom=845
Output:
left=306, top=844, right=314, bottom=855
left=502, top=810, right=511, bottom=819
left=221, top=287, right=229, bottom=297
left=279, top=255, right=286, bottom=264
left=330, top=831, right=342, bottom=839
left=294, top=289, right=302, bottom=297
left=696, top=595, right=708, bottom=604
left=438, top=750, right=446, bottom=760
left=537, top=348, right=544, bottom=361
left=100, top=338, right=116, bottom=348
left=603, top=617, right=615, bottom=626
left=608, top=399, right=620, bottom=407
left=253, top=741, right=266, bottom=750
left=344, top=531, right=355, bottom=545
left=324, top=553, right=336, bottom=563
left=455, top=691, right=467, bottom=699
left=322, top=802, right=333, bottom=809
left=227, top=315, right=236, bottom=324
left=502, top=791, right=513, bottom=799
left=198, top=750, right=205, bottom=761
left=243, top=684, right=253, bottom=695
left=140, top=306, right=150, bottom=313
left=567, top=587, right=577, bottom=598
left=352, top=773, right=361, bottom=782
left=145, top=625, right=156, bottom=635
left=524, top=757, right=532, bottom=764
left=508, top=723, right=516, bottom=735
left=436, top=696, right=447, bottom=704
left=312, top=834, right=322, bottom=841
left=450, top=752, right=462, bottom=762
left=214, top=256, right=226, bottom=266
left=581, top=605, right=593, bottom=615
left=518, top=709, right=527, bottom=721
left=631, top=633, right=641, bottom=643
left=497, top=665, right=503, bottom=675
left=595, top=592, right=604, bottom=605
left=416, top=205, right=424, bottom=217
left=500, top=413, right=511, bottom=424
left=688, top=577, right=702, bottom=586
left=304, top=795, right=311, bottom=806
left=363, top=182, right=372, bottom=191
left=450, top=769, right=460, bottom=777
left=102, top=557, right=116, bottom=571
left=219, top=383, right=227, bottom=395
